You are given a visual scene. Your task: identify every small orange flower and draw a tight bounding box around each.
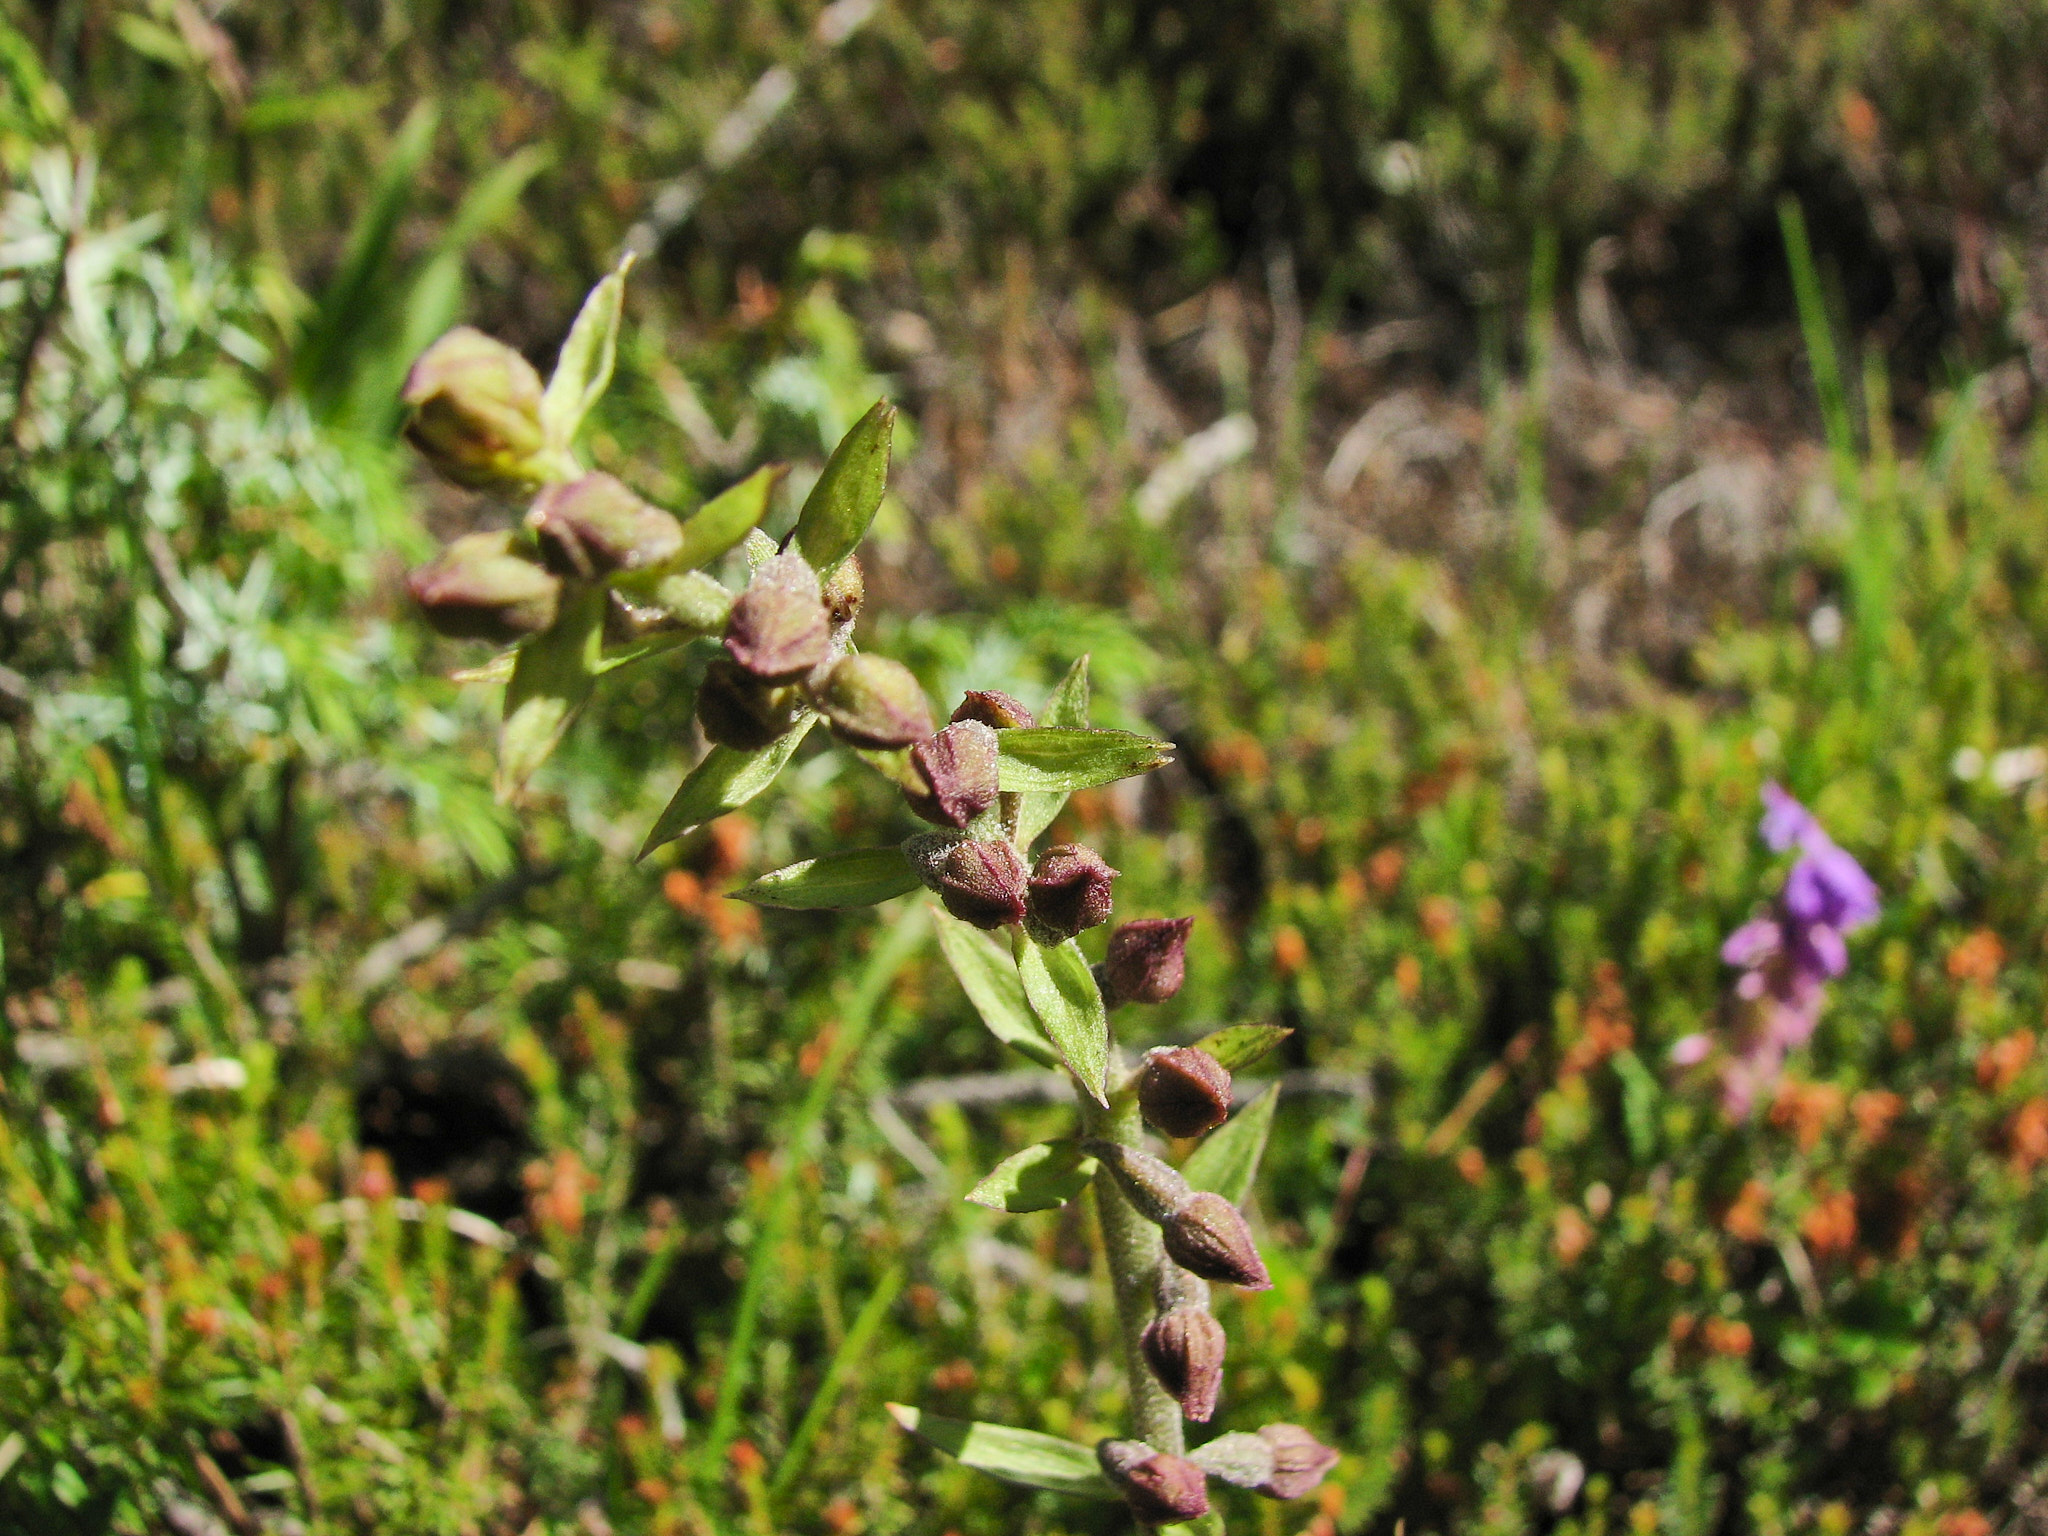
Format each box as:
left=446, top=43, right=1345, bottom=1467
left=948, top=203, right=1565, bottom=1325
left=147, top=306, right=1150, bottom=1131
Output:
left=1850, top=1090, right=1904, bottom=1144
left=1554, top=1207, right=1593, bottom=1266
left=2007, top=1099, right=2048, bottom=1171
left=1947, top=929, right=2005, bottom=988
left=1702, top=1317, right=1752, bottom=1357
left=1393, top=954, right=1422, bottom=1001
left=1978, top=1031, right=2035, bottom=1090
left=1722, top=1180, right=1770, bottom=1243
left=1801, top=1189, right=1858, bottom=1259
left=1273, top=925, right=1309, bottom=976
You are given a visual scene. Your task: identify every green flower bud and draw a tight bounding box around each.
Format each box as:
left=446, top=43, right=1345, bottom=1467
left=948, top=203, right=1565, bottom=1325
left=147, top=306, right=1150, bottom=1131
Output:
left=1162, top=1190, right=1271, bottom=1291
left=1024, top=843, right=1118, bottom=945
left=406, top=531, right=561, bottom=643
left=528, top=472, right=684, bottom=578
left=950, top=689, right=1036, bottom=730
left=1103, top=916, right=1194, bottom=1006
left=905, top=721, right=1000, bottom=829
left=1253, top=1424, right=1340, bottom=1500
left=1097, top=1441, right=1210, bottom=1525
left=724, top=551, right=832, bottom=681
left=401, top=327, right=549, bottom=491
left=1083, top=1140, right=1191, bottom=1226
left=822, top=553, right=865, bottom=628
left=810, top=654, right=934, bottom=748
left=648, top=570, right=736, bottom=635
left=1140, top=1301, right=1227, bottom=1422
left=1137, top=1046, right=1233, bottom=1138
left=696, top=656, right=806, bottom=750
left=905, top=832, right=1029, bottom=930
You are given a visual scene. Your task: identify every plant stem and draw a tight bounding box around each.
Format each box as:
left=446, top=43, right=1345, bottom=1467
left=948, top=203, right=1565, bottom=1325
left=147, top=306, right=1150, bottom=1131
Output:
left=1083, top=1079, right=1184, bottom=1456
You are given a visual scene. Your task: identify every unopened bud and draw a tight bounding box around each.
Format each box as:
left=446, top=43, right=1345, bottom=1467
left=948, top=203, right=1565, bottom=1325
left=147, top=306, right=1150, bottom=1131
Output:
left=724, top=551, right=831, bottom=681
left=1103, top=917, right=1194, bottom=1006
left=1140, top=1303, right=1227, bottom=1422
left=1083, top=1140, right=1191, bottom=1226
left=1137, top=1046, right=1233, bottom=1138
left=695, top=656, right=806, bottom=750
left=1024, top=844, right=1118, bottom=944
left=1097, top=1441, right=1210, bottom=1525
left=401, top=327, right=548, bottom=491
left=951, top=689, right=1035, bottom=731
left=1254, top=1424, right=1340, bottom=1499
left=810, top=654, right=934, bottom=748
left=649, top=570, right=736, bottom=635
left=407, top=531, right=561, bottom=643
left=1162, top=1190, right=1271, bottom=1290
left=529, top=472, right=683, bottom=578
left=821, top=554, right=865, bottom=628
left=906, top=833, right=1029, bottom=930
left=905, top=721, right=1000, bottom=829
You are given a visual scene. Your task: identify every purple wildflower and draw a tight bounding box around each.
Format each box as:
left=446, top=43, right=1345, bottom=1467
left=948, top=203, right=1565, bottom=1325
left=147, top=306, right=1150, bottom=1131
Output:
left=1682, top=784, right=1879, bottom=1116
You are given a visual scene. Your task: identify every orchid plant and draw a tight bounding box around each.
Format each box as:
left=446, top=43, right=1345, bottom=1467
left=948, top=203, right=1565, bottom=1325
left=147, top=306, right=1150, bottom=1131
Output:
left=1676, top=783, right=1881, bottom=1115
left=397, top=266, right=1337, bottom=1531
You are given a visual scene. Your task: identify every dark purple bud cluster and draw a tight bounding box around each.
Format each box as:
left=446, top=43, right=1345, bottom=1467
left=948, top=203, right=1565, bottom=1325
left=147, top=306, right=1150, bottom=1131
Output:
left=905, top=833, right=1029, bottom=930
left=1085, top=1142, right=1271, bottom=1290
left=1024, top=844, right=1118, bottom=944
left=407, top=531, right=562, bottom=644
left=1097, top=1439, right=1210, bottom=1524
left=1188, top=1425, right=1340, bottom=1500
left=1141, top=1295, right=1227, bottom=1421
left=400, top=327, right=549, bottom=491
left=529, top=472, right=683, bottom=578
left=1102, top=916, right=1194, bottom=1006
left=1137, top=1046, right=1233, bottom=1138
left=905, top=721, right=1000, bottom=829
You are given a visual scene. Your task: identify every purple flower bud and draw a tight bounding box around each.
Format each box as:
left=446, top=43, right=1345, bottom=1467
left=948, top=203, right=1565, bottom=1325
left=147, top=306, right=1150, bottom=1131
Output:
left=1162, top=1191, right=1271, bottom=1290
left=1097, top=1441, right=1210, bottom=1525
left=950, top=689, right=1036, bottom=731
left=906, top=833, right=1028, bottom=930
left=401, top=327, right=549, bottom=491
left=1758, top=782, right=1819, bottom=853
left=1137, top=1046, right=1234, bottom=1139
left=905, top=721, right=1000, bottom=829
left=1254, top=1424, right=1340, bottom=1499
left=724, top=551, right=831, bottom=681
left=1102, top=917, right=1195, bottom=1006
left=1083, top=1140, right=1193, bottom=1225
left=407, top=532, right=561, bottom=643
left=528, top=472, right=684, bottom=579
left=1141, top=1302, right=1227, bottom=1421
left=809, top=654, right=935, bottom=748
left=821, top=554, right=865, bottom=628
left=1782, top=842, right=1879, bottom=932
left=695, top=656, right=806, bottom=750
left=1025, top=844, right=1119, bottom=944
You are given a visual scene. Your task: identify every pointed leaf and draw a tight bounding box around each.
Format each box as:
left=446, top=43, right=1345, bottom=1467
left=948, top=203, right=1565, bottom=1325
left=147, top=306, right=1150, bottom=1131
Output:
left=497, top=585, right=604, bottom=797
left=997, top=728, right=1172, bottom=795
left=541, top=255, right=634, bottom=449
left=672, top=463, right=784, bottom=572
left=885, top=1405, right=1114, bottom=1500
left=1192, top=1024, right=1293, bottom=1073
left=1181, top=1082, right=1279, bottom=1205
left=1015, top=936, right=1110, bottom=1105
left=731, top=847, right=921, bottom=909
left=932, top=912, right=1060, bottom=1068
left=794, top=398, right=895, bottom=573
left=965, top=1141, right=1099, bottom=1213
left=1014, top=655, right=1090, bottom=846
left=1162, top=1515, right=1228, bottom=1536
left=639, top=716, right=816, bottom=858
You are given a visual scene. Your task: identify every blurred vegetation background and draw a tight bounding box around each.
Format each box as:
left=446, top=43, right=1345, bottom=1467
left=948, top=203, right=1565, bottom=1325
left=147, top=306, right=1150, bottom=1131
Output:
left=8, top=2, right=2048, bottom=1532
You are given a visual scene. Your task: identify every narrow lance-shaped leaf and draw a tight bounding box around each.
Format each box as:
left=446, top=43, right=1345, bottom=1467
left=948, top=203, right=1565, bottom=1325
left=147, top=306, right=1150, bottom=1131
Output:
left=540, top=254, right=634, bottom=450
left=639, top=716, right=816, bottom=859
left=668, top=463, right=785, bottom=575
left=932, top=911, right=1060, bottom=1068
left=731, top=847, right=921, bottom=910
left=885, top=1405, right=1115, bottom=1500
left=1193, top=1023, right=1294, bottom=1073
left=965, top=1141, right=1099, bottom=1214
left=1015, top=934, right=1110, bottom=1105
left=1181, top=1081, right=1279, bottom=1206
left=1161, top=1514, right=1228, bottom=1536
left=997, top=727, right=1173, bottom=796
left=794, top=398, right=894, bottom=574
left=1014, top=654, right=1089, bottom=846
left=497, top=584, right=605, bottom=798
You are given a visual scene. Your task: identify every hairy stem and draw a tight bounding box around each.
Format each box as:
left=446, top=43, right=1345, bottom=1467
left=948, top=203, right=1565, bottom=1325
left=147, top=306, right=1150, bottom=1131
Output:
left=1084, top=1078, right=1184, bottom=1455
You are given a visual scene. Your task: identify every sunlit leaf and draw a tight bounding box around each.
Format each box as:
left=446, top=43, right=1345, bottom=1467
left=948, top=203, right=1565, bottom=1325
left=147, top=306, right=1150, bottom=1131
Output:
left=885, top=1405, right=1114, bottom=1499
left=932, top=912, right=1060, bottom=1068
left=639, top=717, right=816, bottom=858
left=496, top=585, right=603, bottom=798
left=1015, top=936, right=1109, bottom=1105
left=997, top=727, right=1172, bottom=795
left=1192, top=1024, right=1293, bottom=1073
left=1181, top=1082, right=1278, bottom=1205
left=540, top=254, right=635, bottom=450
left=1014, top=654, right=1090, bottom=846
left=731, top=847, right=921, bottom=909
left=965, top=1141, right=1099, bottom=1213
left=793, top=398, right=894, bottom=574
